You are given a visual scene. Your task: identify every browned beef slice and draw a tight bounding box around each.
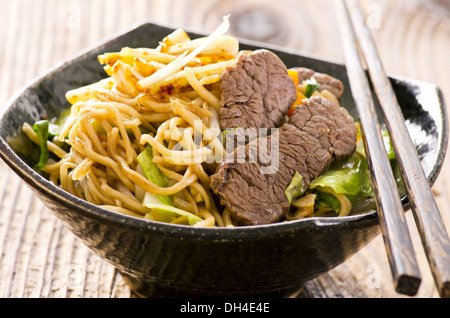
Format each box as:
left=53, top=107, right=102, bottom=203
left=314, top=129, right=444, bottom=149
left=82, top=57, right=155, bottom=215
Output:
left=210, top=97, right=357, bottom=225
left=288, top=96, right=357, bottom=161
left=219, top=49, right=297, bottom=130
left=290, top=67, right=344, bottom=99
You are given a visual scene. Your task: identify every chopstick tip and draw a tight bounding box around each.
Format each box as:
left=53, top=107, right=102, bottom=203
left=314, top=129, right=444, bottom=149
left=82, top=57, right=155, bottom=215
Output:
left=395, top=274, right=421, bottom=297
left=440, top=282, right=450, bottom=298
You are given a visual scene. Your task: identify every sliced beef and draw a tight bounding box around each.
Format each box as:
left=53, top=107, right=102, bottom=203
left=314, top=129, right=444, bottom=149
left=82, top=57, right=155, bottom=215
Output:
left=210, top=97, right=357, bottom=225
left=287, top=96, right=357, bottom=161
left=290, top=67, right=344, bottom=99
left=219, top=49, right=297, bottom=130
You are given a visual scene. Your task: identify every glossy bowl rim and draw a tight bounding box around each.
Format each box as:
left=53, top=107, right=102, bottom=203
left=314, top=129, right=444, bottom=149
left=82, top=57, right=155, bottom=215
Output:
left=0, top=19, right=447, bottom=240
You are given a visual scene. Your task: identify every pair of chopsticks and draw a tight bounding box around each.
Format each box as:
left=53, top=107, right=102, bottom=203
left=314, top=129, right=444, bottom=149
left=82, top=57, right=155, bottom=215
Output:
left=335, top=0, right=450, bottom=297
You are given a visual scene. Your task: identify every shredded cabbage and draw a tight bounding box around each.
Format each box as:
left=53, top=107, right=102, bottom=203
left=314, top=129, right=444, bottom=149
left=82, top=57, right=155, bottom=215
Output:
left=136, top=145, right=173, bottom=206
left=143, top=196, right=204, bottom=226
left=32, top=120, right=50, bottom=171
left=285, top=171, right=308, bottom=204
left=310, top=151, right=373, bottom=199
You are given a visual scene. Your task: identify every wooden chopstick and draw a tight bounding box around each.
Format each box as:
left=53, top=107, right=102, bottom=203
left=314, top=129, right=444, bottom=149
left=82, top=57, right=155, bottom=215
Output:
left=342, top=0, right=450, bottom=298
left=334, top=0, right=422, bottom=296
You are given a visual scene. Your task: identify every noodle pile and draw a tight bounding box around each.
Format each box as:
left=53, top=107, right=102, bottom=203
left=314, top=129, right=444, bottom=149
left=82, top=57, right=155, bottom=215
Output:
left=23, top=16, right=239, bottom=227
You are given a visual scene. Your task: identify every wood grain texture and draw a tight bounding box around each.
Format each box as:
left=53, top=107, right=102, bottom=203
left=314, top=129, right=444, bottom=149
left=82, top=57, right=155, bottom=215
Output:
left=0, top=0, right=449, bottom=298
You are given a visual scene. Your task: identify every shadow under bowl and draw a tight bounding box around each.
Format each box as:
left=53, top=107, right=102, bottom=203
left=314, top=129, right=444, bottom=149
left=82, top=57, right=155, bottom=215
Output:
left=0, top=21, right=447, bottom=297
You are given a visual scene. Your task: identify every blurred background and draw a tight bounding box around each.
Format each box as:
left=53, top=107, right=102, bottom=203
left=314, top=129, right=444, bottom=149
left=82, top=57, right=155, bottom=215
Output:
left=0, top=0, right=449, bottom=297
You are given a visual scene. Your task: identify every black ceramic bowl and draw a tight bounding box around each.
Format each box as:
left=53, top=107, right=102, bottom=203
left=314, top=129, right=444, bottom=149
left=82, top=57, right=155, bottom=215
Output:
left=0, top=21, right=447, bottom=298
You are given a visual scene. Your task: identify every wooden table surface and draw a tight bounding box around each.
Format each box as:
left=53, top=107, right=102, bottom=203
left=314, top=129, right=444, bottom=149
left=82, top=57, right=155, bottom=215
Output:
left=1, top=0, right=450, bottom=298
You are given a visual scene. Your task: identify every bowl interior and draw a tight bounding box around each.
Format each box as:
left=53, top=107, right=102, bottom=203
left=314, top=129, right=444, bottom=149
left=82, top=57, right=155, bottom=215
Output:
left=0, top=20, right=447, bottom=233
